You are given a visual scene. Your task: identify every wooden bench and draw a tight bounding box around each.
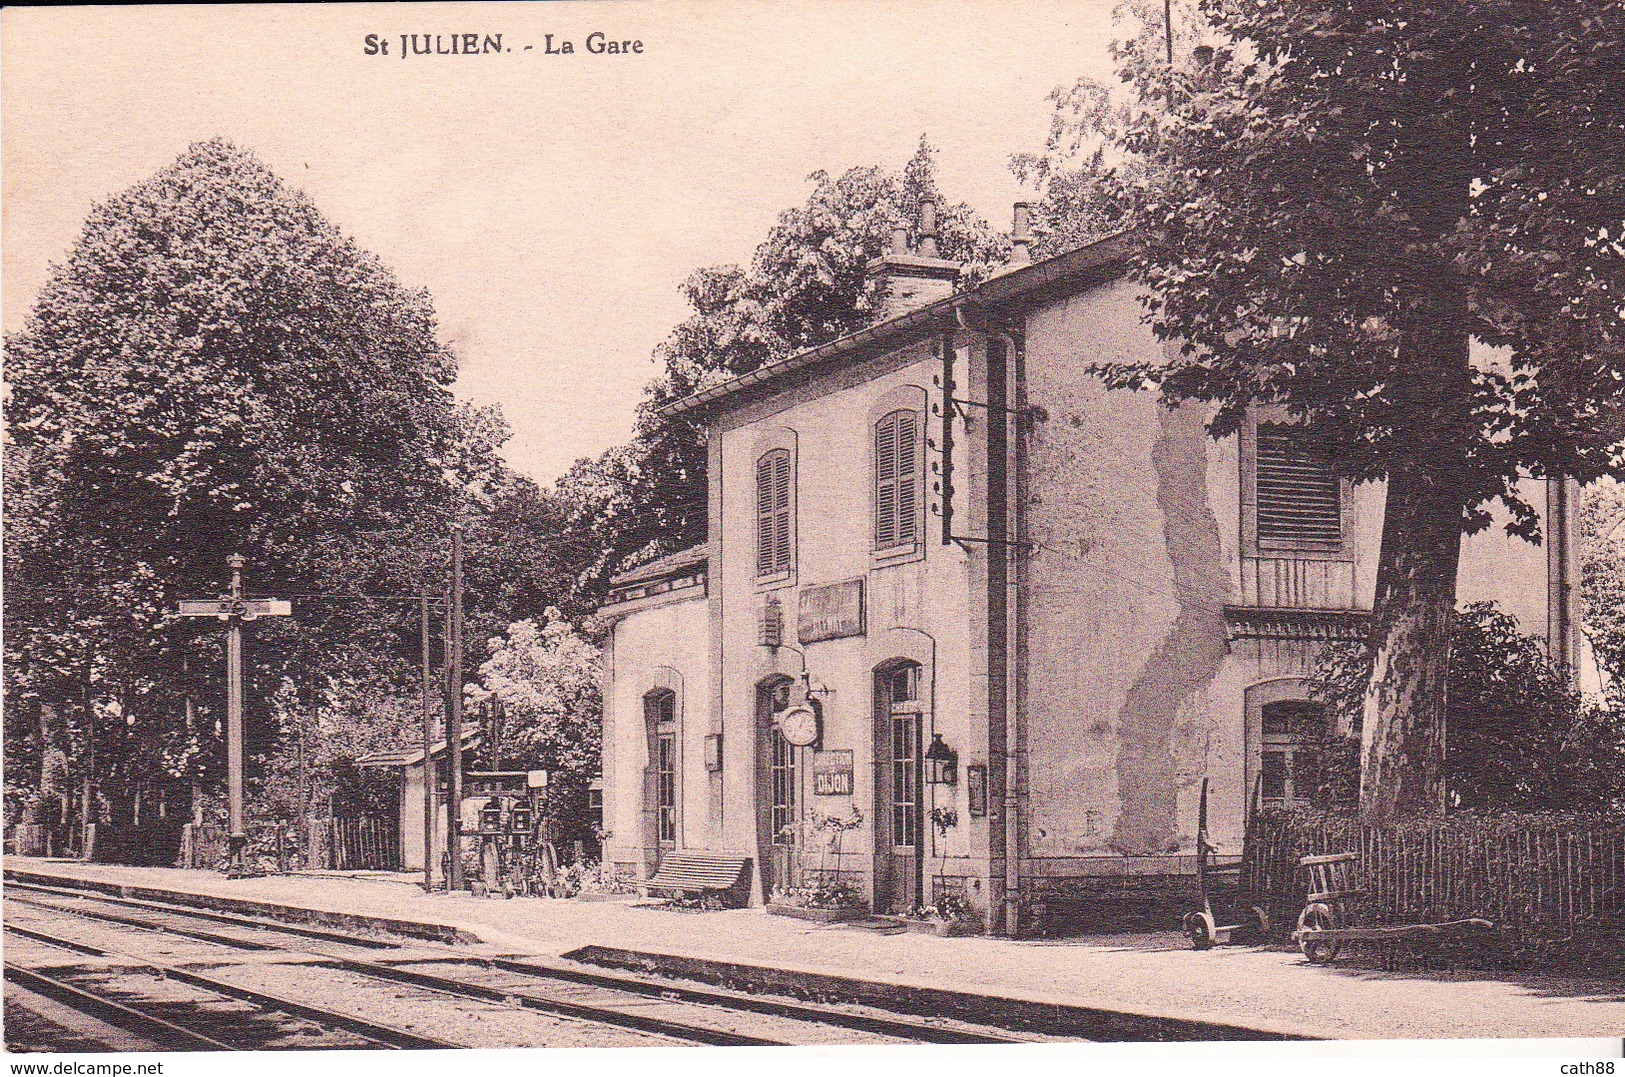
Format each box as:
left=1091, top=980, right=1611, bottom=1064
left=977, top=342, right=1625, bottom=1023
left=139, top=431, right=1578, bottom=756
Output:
left=638, top=852, right=753, bottom=908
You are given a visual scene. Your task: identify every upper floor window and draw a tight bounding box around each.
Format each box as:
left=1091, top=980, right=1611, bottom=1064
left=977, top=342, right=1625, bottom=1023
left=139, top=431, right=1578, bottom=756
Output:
left=874, top=409, right=921, bottom=551
left=1255, top=423, right=1341, bottom=551
left=756, top=448, right=793, bottom=578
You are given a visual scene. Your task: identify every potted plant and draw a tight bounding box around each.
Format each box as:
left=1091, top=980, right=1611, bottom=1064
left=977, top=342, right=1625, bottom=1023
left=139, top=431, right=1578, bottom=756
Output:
left=767, top=805, right=869, bottom=921
left=571, top=858, right=638, bottom=901
left=904, top=892, right=984, bottom=936
left=901, top=806, right=982, bottom=935
left=767, top=879, right=868, bottom=922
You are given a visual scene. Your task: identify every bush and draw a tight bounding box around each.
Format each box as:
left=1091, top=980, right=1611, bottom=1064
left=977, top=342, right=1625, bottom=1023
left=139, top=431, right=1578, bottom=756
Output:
left=1308, top=602, right=1625, bottom=812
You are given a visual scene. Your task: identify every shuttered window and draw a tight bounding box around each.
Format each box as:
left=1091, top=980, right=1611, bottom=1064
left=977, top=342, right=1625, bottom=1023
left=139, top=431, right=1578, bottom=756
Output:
left=756, top=449, right=792, bottom=577
left=874, top=409, right=920, bottom=550
left=1256, top=424, right=1342, bottom=550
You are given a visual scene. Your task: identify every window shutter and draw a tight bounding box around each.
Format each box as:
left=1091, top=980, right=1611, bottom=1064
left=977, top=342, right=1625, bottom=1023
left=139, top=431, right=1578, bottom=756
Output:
left=875, top=410, right=918, bottom=550
left=875, top=414, right=898, bottom=548
left=757, top=449, right=793, bottom=577
left=1256, top=425, right=1341, bottom=549
left=895, top=410, right=918, bottom=544
left=773, top=450, right=792, bottom=572
left=757, top=454, right=776, bottom=576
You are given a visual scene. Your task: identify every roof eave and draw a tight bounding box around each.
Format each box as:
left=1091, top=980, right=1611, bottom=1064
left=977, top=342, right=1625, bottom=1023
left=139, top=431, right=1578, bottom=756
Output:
left=658, top=229, right=1136, bottom=420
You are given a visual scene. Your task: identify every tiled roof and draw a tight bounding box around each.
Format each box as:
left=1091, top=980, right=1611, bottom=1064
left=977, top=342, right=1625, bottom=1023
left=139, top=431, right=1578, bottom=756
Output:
left=608, top=543, right=708, bottom=589
left=660, top=231, right=1135, bottom=418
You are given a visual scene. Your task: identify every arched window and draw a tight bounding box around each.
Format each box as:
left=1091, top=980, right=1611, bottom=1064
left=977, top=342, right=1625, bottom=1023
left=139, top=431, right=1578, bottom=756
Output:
left=756, top=449, right=793, bottom=578
left=1259, top=699, right=1331, bottom=811
left=644, top=689, right=678, bottom=846
left=874, top=409, right=921, bottom=551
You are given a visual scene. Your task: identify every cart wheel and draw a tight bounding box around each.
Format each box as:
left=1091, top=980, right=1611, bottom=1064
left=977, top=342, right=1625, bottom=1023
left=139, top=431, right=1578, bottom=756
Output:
left=1250, top=905, right=1271, bottom=941
left=1297, top=904, right=1340, bottom=963
left=1184, top=910, right=1216, bottom=950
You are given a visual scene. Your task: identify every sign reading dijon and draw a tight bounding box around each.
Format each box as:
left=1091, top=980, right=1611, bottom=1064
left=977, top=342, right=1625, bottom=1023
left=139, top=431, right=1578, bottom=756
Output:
left=797, top=578, right=864, bottom=644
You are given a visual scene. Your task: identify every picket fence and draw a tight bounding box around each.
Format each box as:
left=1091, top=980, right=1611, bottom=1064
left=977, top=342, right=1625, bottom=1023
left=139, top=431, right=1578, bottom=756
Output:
left=326, top=816, right=401, bottom=871
left=1242, top=811, right=1625, bottom=962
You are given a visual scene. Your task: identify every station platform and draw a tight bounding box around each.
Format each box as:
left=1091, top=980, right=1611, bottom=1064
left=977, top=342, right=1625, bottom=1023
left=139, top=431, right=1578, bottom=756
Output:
left=6, top=856, right=1622, bottom=1042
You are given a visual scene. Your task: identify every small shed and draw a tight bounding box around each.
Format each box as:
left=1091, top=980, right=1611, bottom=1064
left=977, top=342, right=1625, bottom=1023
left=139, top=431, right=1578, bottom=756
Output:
left=357, top=730, right=481, bottom=873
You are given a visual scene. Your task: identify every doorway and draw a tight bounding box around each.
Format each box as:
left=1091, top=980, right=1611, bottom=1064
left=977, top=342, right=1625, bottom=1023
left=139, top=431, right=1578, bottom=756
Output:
left=873, top=662, right=924, bottom=914
left=755, top=677, right=802, bottom=897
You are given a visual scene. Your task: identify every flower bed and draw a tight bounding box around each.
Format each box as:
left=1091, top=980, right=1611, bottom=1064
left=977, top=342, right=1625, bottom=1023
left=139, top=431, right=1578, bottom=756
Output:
left=767, top=902, right=862, bottom=923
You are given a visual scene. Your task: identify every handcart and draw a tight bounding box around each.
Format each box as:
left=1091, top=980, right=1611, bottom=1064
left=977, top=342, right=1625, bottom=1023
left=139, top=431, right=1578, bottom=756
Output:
left=1293, top=851, right=1494, bottom=963
left=1182, top=778, right=1270, bottom=949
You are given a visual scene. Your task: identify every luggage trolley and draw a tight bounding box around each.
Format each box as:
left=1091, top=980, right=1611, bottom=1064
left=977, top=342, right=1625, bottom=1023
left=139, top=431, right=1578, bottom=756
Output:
left=1182, top=778, right=1270, bottom=949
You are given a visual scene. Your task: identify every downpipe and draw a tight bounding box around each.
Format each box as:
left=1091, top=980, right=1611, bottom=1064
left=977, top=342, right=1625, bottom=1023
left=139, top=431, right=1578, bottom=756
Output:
left=993, top=329, right=1024, bottom=938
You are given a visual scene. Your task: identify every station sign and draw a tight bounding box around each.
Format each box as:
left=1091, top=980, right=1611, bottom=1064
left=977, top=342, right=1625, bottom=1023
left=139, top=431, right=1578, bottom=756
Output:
left=798, top=578, right=864, bottom=644
left=812, top=750, right=854, bottom=796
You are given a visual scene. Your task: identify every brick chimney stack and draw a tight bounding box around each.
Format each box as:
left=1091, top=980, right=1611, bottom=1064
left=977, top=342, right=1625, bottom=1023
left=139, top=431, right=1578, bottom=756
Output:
left=866, top=197, right=960, bottom=320
left=990, top=202, right=1035, bottom=278
left=1009, top=202, right=1033, bottom=266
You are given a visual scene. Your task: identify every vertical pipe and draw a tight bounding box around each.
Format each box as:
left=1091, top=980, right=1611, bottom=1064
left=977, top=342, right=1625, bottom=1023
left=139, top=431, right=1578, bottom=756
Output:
left=1547, top=477, right=1580, bottom=684
left=298, top=693, right=309, bottom=867
left=448, top=525, right=466, bottom=892
left=491, top=698, right=504, bottom=771
left=225, top=553, right=247, bottom=877
left=422, top=594, right=435, bottom=892
left=1000, top=332, right=1025, bottom=940
left=84, top=662, right=96, bottom=834
left=985, top=337, right=1014, bottom=935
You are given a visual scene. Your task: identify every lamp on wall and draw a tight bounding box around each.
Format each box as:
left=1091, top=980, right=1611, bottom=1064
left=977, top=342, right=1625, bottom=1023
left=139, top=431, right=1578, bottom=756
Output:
left=924, top=733, right=958, bottom=786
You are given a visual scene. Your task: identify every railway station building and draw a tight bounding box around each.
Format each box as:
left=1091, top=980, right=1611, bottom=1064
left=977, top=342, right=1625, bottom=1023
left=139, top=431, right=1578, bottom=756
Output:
left=596, top=208, right=1581, bottom=936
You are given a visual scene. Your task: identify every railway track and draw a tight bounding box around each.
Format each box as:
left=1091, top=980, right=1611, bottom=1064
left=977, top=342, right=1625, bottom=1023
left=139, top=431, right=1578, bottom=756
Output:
left=4, top=884, right=1036, bottom=1049
left=3, top=926, right=460, bottom=1050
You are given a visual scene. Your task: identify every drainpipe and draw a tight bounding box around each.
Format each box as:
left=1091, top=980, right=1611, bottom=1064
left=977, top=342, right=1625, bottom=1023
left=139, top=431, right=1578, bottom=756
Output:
left=994, top=330, right=1024, bottom=937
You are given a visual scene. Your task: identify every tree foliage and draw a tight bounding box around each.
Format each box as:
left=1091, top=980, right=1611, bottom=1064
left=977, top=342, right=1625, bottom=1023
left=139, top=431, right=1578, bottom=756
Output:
left=1309, top=603, right=1625, bottom=813
left=1023, top=0, right=1625, bottom=821
left=1581, top=477, right=1625, bottom=681
left=2, top=139, right=556, bottom=825
left=473, top=612, right=603, bottom=840
left=554, top=138, right=1006, bottom=603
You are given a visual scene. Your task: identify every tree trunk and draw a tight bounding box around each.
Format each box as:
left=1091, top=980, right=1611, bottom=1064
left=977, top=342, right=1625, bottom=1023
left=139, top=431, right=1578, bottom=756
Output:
left=1359, top=456, right=1465, bottom=824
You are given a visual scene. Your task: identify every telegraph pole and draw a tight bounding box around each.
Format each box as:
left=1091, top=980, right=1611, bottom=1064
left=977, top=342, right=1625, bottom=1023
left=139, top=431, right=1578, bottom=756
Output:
left=421, top=593, right=435, bottom=893
left=447, top=525, right=465, bottom=892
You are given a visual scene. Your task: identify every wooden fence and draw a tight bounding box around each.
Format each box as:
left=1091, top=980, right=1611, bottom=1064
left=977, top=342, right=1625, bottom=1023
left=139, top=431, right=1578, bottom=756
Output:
left=174, top=818, right=398, bottom=872
left=326, top=816, right=400, bottom=871
left=1243, top=811, right=1625, bottom=964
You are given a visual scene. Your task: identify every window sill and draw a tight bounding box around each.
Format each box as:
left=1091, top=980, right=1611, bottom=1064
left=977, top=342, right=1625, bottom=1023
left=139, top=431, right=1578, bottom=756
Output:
left=755, top=570, right=796, bottom=593
left=1248, top=544, right=1353, bottom=563
left=871, top=542, right=924, bottom=568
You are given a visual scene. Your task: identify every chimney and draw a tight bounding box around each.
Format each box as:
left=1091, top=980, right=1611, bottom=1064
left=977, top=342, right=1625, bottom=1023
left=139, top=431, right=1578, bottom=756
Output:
left=918, top=198, right=940, bottom=258
left=865, top=197, right=960, bottom=320
left=1009, top=202, right=1033, bottom=265
left=991, top=202, right=1034, bottom=277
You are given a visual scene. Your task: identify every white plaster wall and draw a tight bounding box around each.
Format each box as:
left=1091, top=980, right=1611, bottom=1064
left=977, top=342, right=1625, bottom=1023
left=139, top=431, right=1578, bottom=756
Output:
left=602, top=593, right=709, bottom=870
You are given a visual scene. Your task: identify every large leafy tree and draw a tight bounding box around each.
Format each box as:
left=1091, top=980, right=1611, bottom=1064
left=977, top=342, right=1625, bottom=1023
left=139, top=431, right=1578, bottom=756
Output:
left=1309, top=603, right=1625, bottom=813
left=554, top=139, right=1007, bottom=603
left=473, top=612, right=603, bottom=841
left=1026, top=1, right=1625, bottom=822
left=3, top=139, right=509, bottom=823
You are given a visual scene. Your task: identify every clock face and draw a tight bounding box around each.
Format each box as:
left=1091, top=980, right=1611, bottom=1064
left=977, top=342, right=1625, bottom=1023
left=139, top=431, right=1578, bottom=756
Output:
left=777, top=704, right=819, bottom=747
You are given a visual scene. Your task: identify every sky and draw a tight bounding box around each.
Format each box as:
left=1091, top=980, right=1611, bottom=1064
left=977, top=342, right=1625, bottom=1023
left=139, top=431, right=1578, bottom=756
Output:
left=3, top=1, right=1122, bottom=485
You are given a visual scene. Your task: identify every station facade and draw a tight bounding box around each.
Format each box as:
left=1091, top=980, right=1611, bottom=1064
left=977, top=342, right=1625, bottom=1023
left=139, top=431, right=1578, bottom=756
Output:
left=597, top=211, right=1580, bottom=935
